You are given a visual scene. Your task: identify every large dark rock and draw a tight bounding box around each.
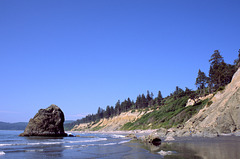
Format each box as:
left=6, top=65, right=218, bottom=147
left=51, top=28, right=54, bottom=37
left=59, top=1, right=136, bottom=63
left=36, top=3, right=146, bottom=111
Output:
left=19, top=104, right=67, bottom=137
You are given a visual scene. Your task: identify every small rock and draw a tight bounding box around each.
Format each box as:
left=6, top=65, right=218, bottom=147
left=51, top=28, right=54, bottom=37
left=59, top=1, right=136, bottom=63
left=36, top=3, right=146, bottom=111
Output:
left=146, top=134, right=161, bottom=146
left=165, top=136, right=175, bottom=141
left=233, top=130, right=240, bottom=136
left=158, top=150, right=174, bottom=156
left=125, top=134, right=137, bottom=139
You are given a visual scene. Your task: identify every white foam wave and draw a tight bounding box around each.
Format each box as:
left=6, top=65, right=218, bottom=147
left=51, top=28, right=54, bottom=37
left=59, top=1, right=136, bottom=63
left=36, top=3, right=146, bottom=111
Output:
left=25, top=150, right=35, bottom=152
left=0, top=151, right=5, bottom=155
left=64, top=145, right=75, bottom=149
left=118, top=140, right=130, bottom=144
left=111, top=134, right=126, bottom=138
left=64, top=146, right=72, bottom=148
left=0, top=143, right=12, bottom=147
left=0, top=141, right=64, bottom=147
left=25, top=149, right=44, bottom=152
left=86, top=140, right=130, bottom=147
left=158, top=150, right=175, bottom=156
left=102, top=143, right=117, bottom=146
left=0, top=137, right=107, bottom=148
left=41, top=142, right=63, bottom=145
left=68, top=138, right=107, bottom=143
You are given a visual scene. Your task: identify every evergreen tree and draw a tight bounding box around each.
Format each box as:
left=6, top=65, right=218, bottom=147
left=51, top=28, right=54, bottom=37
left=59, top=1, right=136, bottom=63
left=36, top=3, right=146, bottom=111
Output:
left=146, top=90, right=153, bottom=107
left=97, top=107, right=104, bottom=120
left=173, top=86, right=184, bottom=98
left=136, top=95, right=142, bottom=109
left=115, top=100, right=121, bottom=115
left=126, top=98, right=132, bottom=111
left=110, top=106, right=114, bottom=117
left=195, top=69, right=208, bottom=95
left=173, top=86, right=180, bottom=96
left=209, top=50, right=225, bottom=90
left=234, top=49, right=240, bottom=68
left=104, top=105, right=111, bottom=118
left=156, top=90, right=163, bottom=106
left=141, top=94, right=148, bottom=108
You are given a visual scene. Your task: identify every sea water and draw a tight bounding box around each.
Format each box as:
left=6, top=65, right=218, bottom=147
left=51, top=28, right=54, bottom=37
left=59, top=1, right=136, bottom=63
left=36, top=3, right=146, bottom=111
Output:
left=0, top=130, right=160, bottom=159
left=1, top=130, right=240, bottom=159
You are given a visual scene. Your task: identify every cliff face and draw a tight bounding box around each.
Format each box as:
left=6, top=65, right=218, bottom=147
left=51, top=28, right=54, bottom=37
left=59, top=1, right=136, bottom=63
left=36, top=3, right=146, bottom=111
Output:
left=185, top=68, right=240, bottom=134
left=71, top=69, right=240, bottom=134
left=71, top=110, right=149, bottom=131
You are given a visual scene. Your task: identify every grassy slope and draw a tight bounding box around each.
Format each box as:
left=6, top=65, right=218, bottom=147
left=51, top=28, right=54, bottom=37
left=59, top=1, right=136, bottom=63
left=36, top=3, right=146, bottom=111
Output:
left=121, top=95, right=209, bottom=130
left=66, top=94, right=210, bottom=131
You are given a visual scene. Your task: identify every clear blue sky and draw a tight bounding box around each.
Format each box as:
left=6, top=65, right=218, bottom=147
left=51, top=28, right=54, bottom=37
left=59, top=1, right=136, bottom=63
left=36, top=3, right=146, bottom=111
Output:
left=0, top=0, right=239, bottom=122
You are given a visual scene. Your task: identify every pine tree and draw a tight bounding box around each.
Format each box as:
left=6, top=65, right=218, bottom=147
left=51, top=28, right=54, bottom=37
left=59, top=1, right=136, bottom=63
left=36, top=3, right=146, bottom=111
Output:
left=209, top=50, right=225, bottom=90
left=127, top=98, right=132, bottom=111
left=104, top=106, right=111, bottom=118
left=110, top=106, right=114, bottom=117
left=195, top=69, right=208, bottom=95
left=234, top=49, right=240, bottom=68
left=115, top=100, right=121, bottom=115
left=146, top=90, right=153, bottom=107
left=97, top=107, right=104, bottom=120
left=141, top=94, right=147, bottom=108
left=136, top=95, right=142, bottom=109
left=156, top=90, right=163, bottom=106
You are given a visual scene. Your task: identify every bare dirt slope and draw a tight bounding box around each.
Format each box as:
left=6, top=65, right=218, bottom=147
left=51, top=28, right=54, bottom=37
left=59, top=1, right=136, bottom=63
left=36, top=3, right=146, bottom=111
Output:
left=71, top=110, right=150, bottom=131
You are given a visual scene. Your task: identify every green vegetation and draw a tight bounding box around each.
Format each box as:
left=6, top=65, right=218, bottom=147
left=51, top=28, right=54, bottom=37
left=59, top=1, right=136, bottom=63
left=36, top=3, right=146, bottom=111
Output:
left=121, top=96, right=208, bottom=130
left=65, top=49, right=240, bottom=131
left=207, top=101, right=213, bottom=107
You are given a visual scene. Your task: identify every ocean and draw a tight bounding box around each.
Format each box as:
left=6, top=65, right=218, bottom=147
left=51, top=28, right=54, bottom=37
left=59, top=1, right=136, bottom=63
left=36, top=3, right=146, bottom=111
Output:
left=1, top=130, right=240, bottom=159
left=0, top=130, right=160, bottom=159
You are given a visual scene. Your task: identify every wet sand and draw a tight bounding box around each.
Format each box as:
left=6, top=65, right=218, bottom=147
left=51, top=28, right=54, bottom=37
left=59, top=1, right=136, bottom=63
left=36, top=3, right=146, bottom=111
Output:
left=69, top=130, right=240, bottom=159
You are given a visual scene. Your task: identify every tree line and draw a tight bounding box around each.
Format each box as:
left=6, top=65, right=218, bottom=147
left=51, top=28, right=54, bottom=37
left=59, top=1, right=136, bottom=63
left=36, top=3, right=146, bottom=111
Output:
left=195, top=49, right=240, bottom=96
left=71, top=49, right=240, bottom=125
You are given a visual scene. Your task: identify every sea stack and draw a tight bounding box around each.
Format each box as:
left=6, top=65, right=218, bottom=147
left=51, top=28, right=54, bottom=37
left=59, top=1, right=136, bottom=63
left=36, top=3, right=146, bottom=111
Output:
left=19, top=104, right=67, bottom=137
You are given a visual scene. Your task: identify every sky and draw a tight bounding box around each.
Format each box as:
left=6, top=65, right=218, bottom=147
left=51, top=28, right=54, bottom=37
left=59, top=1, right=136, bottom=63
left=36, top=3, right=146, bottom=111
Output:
left=0, top=0, right=240, bottom=122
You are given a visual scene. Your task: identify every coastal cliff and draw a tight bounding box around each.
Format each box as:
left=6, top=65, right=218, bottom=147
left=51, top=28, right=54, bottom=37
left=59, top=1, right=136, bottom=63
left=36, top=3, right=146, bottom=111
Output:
left=70, top=68, right=240, bottom=136
left=71, top=110, right=151, bottom=131
left=184, top=68, right=240, bottom=134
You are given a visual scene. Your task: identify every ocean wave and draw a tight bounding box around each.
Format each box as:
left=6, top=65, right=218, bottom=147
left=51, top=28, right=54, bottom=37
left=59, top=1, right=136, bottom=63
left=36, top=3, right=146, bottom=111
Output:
left=0, top=143, right=12, bottom=147
left=85, top=140, right=130, bottom=147
left=118, top=140, right=130, bottom=144
left=111, top=134, right=126, bottom=138
left=25, top=149, right=44, bottom=152
left=101, top=143, right=117, bottom=146
left=0, top=137, right=107, bottom=147
left=64, top=145, right=72, bottom=148
left=68, top=138, right=107, bottom=143
left=0, top=151, right=5, bottom=155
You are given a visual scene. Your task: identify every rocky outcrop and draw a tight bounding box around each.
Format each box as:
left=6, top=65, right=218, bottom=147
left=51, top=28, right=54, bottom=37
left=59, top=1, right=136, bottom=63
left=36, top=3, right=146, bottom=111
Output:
left=125, top=133, right=137, bottom=139
left=185, top=94, right=213, bottom=107
left=184, top=68, right=240, bottom=134
left=139, top=133, right=162, bottom=146
left=19, top=104, right=67, bottom=137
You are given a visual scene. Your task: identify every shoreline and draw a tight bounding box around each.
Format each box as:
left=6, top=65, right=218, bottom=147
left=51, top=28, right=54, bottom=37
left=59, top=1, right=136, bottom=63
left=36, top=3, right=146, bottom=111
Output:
left=67, top=129, right=157, bottom=136
left=68, top=128, right=240, bottom=139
